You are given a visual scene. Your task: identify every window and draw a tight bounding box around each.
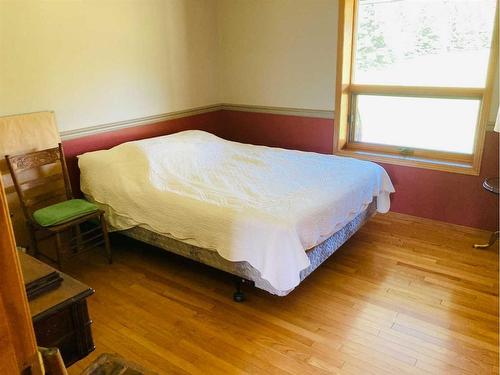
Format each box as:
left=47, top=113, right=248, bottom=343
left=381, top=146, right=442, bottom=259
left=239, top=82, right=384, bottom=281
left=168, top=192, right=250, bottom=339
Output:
left=334, top=0, right=498, bottom=174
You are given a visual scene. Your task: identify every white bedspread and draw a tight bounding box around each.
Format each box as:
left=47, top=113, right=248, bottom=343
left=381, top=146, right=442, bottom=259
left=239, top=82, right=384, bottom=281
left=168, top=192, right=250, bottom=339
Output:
left=79, top=130, right=394, bottom=292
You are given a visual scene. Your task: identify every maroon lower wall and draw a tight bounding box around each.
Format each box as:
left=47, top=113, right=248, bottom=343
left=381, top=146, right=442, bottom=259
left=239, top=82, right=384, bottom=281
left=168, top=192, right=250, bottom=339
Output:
left=62, top=109, right=499, bottom=231
left=216, top=110, right=334, bottom=154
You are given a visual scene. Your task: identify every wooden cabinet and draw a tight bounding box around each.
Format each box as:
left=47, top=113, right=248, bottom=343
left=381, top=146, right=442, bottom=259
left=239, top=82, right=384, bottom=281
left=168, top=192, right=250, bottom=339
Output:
left=20, top=252, right=95, bottom=367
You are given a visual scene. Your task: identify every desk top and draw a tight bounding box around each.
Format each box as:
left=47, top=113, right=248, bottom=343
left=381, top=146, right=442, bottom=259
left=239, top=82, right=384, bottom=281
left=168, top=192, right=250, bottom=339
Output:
left=19, top=252, right=94, bottom=321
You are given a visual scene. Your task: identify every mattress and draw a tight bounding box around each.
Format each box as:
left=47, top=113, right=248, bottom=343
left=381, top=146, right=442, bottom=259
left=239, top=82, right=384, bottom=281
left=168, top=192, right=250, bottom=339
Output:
left=78, top=130, right=395, bottom=293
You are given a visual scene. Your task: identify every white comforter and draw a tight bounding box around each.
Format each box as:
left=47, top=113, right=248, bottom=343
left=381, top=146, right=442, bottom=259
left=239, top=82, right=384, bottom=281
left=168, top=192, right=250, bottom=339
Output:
left=79, top=130, right=394, bottom=292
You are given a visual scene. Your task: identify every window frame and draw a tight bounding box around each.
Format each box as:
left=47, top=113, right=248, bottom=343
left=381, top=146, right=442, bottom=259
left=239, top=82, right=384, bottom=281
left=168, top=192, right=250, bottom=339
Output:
left=334, top=0, right=499, bottom=175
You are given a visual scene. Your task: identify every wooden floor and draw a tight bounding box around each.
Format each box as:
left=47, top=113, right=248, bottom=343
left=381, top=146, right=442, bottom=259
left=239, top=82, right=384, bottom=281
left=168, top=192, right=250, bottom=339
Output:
left=65, top=212, right=499, bottom=375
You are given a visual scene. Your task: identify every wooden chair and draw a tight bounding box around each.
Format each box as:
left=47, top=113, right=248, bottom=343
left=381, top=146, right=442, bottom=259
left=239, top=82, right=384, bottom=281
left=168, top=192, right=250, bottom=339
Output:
left=5, top=144, right=111, bottom=269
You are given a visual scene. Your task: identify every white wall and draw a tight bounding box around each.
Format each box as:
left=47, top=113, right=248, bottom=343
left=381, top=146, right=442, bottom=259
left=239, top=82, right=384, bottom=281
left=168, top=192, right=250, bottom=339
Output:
left=0, top=0, right=219, bottom=132
left=216, top=0, right=338, bottom=111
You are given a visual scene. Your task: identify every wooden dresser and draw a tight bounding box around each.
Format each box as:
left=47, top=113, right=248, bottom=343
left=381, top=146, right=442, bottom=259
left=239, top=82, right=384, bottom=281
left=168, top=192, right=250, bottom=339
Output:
left=19, top=252, right=95, bottom=367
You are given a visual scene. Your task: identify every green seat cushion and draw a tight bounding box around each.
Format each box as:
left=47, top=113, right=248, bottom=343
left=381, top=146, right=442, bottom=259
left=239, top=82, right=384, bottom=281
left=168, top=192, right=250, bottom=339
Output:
left=33, top=199, right=99, bottom=227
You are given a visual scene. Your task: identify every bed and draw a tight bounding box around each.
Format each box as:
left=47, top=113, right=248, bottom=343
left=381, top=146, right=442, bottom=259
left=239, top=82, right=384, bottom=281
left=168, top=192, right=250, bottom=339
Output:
left=78, top=130, right=394, bottom=298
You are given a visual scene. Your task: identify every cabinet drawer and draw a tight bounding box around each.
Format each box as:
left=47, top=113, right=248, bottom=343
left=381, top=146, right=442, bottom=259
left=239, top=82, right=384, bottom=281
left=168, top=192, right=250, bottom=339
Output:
left=33, top=300, right=94, bottom=366
left=34, top=307, right=74, bottom=345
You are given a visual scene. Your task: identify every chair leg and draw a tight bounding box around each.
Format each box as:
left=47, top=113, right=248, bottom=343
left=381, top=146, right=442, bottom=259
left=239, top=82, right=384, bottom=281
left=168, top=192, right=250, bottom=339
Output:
left=28, top=224, right=39, bottom=258
left=100, top=214, right=112, bottom=264
left=54, top=232, right=64, bottom=271
left=74, top=224, right=83, bottom=254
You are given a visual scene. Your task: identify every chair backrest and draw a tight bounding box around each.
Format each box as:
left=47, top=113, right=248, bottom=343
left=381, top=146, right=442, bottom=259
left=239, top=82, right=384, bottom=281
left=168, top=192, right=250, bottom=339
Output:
left=5, top=144, right=72, bottom=221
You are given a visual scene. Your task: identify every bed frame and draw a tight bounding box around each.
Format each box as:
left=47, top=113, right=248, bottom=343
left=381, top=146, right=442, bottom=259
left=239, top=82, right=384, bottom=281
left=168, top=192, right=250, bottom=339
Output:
left=113, top=200, right=377, bottom=301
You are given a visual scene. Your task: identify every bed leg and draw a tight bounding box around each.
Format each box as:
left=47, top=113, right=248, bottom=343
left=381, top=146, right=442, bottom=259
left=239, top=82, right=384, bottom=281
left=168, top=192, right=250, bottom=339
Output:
left=233, top=278, right=246, bottom=302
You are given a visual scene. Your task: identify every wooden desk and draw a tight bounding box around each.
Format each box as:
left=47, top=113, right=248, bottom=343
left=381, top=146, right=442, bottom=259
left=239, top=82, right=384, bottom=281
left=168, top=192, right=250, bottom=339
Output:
left=19, top=252, right=95, bottom=367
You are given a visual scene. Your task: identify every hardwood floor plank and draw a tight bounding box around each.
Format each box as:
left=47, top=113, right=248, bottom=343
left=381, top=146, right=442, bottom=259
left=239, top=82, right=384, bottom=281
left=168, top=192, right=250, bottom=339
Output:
left=378, top=327, right=496, bottom=374
left=64, top=212, right=498, bottom=374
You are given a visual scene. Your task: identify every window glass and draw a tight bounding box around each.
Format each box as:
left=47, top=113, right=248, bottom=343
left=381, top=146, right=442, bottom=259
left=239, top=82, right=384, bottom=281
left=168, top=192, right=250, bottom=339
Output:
left=353, top=95, right=481, bottom=154
left=354, top=0, right=497, bottom=87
